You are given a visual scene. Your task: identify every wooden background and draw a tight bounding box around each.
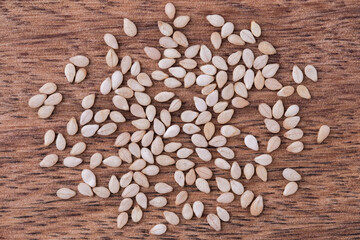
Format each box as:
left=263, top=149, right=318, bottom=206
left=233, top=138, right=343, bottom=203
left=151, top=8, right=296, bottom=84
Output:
left=0, top=0, right=360, bottom=239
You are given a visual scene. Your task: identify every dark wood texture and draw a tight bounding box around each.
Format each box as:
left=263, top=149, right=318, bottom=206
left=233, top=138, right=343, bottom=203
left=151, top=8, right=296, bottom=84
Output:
left=1, top=0, right=360, bottom=239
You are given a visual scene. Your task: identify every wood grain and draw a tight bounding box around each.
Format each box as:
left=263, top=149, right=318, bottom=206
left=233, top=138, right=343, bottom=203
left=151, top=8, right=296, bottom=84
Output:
left=0, top=0, right=360, bottom=239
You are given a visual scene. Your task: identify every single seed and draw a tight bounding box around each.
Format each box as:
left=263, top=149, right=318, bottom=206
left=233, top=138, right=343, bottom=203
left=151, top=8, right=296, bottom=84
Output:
left=250, top=195, right=263, bottom=216
left=81, top=94, right=95, bottom=109
left=258, top=41, right=276, bottom=55
left=297, top=85, right=311, bottom=99
left=272, top=99, right=284, bottom=119
left=56, top=133, right=66, bottom=151
left=216, top=206, right=230, bottom=222
left=131, top=205, right=143, bottom=223
left=150, top=224, right=167, bottom=235
left=285, top=104, right=300, bottom=117
left=228, top=34, right=245, bottom=45
left=227, top=51, right=242, bottom=66
left=182, top=203, right=193, bottom=220
left=287, top=141, right=304, bottom=153
left=262, top=64, right=279, bottom=78
left=244, top=135, right=258, bottom=151
left=165, top=2, right=176, bottom=19
left=117, top=212, right=128, bottom=229
left=144, top=46, right=161, bottom=60
left=305, top=65, right=318, bottom=82
left=174, top=170, right=185, bottom=187
left=120, top=171, right=133, bottom=188
left=282, top=168, right=301, bottom=181
left=204, top=122, right=215, bottom=140
left=164, top=211, right=180, bottom=225
left=251, top=20, right=261, bottom=37
left=175, top=190, right=188, bottom=205
left=57, top=188, right=76, bottom=199
left=267, top=136, right=281, bottom=153
left=232, top=97, right=249, bottom=109
left=93, top=187, right=110, bottom=198
left=317, top=125, right=330, bottom=143
left=154, top=91, right=175, bottom=102
left=123, top=18, right=137, bottom=37
left=119, top=198, right=133, bottom=212
left=70, top=142, right=86, bottom=156
left=97, top=123, right=117, bottom=135
left=283, top=182, right=299, bottom=196
left=243, top=48, right=254, bottom=69
left=75, top=68, right=87, bottom=83
left=121, top=55, right=132, bottom=74
left=174, top=15, right=190, bottom=28
left=206, top=14, right=225, bottom=27
left=265, top=78, right=282, bottom=90
left=40, top=154, right=58, bottom=167
left=284, top=128, right=303, bottom=140
left=113, top=95, right=129, bottom=110
left=200, top=45, right=212, bottom=63
left=185, top=45, right=200, bottom=58
left=122, top=183, right=140, bottom=198
left=77, top=183, right=93, bottom=197
left=44, top=129, right=55, bottom=146
left=233, top=64, right=246, bottom=82
left=283, top=116, right=300, bottom=129
left=292, top=65, right=304, bottom=84
left=173, top=31, right=188, bottom=47
left=277, top=86, right=295, bottom=97
left=38, top=105, right=54, bottom=119
left=100, top=77, right=112, bottom=95
left=230, top=179, right=244, bottom=195
left=217, top=109, right=234, bottom=124
left=214, top=158, right=231, bottom=170
left=103, top=156, right=122, bottom=167
left=82, top=169, right=96, bottom=187
left=66, top=117, right=78, bottom=136
left=69, top=55, right=89, bottom=67
left=155, top=182, right=173, bottom=194
left=63, top=156, right=82, bottom=167
left=207, top=214, right=221, bottom=231
left=195, top=178, right=210, bottom=193
left=211, top=32, right=222, bottom=49
left=195, top=148, right=212, bottom=162
left=149, top=196, right=167, bottom=208
left=64, top=63, right=76, bottom=83
left=209, top=135, right=227, bottom=147
left=106, top=49, right=119, bottom=68
left=230, top=162, right=241, bottom=179
left=104, top=33, right=119, bottom=49
left=254, top=55, right=269, bottom=70
left=217, top=192, right=235, bottom=203
left=234, top=82, right=248, bottom=98
left=240, top=190, right=254, bottom=208
left=256, top=165, right=267, bottom=182
left=264, top=118, right=280, bottom=133
left=90, top=152, right=102, bottom=169
left=158, top=21, right=173, bottom=36
left=131, top=61, right=141, bottom=76
left=221, top=22, right=234, bottom=38
left=136, top=192, right=148, bottom=209
left=81, top=124, right=99, bottom=137
left=216, top=177, right=230, bottom=192
left=244, top=163, right=255, bottom=180
left=240, top=29, right=256, bottom=43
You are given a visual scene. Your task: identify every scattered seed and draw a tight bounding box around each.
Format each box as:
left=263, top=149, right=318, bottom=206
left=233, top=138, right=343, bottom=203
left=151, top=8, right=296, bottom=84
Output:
left=64, top=63, right=76, bottom=83
left=150, top=224, right=167, bottom=235
left=284, top=128, right=303, bottom=140
left=240, top=190, right=254, bottom=208
left=317, top=125, right=330, bottom=143
left=207, top=213, right=221, bottom=231
left=44, top=129, right=55, bottom=146
left=56, top=133, right=66, bottom=151
left=82, top=169, right=96, bottom=187
left=77, top=182, right=93, bottom=197
left=123, top=18, right=137, bottom=37
left=216, top=206, right=230, bottom=222
left=40, top=154, right=58, bottom=167
left=244, top=163, right=255, bottom=180
left=305, top=65, right=318, bottom=82
left=283, top=182, right=298, bottom=196
left=104, top=33, right=119, bottom=49
left=292, top=65, right=304, bottom=84
left=282, top=168, right=301, bottom=181
left=57, top=188, right=76, bottom=199
left=258, top=41, right=276, bottom=55
left=38, top=105, right=54, bottom=119
left=165, top=2, right=176, bottom=19
left=174, top=15, right=190, bottom=28
left=250, top=195, right=263, bottom=216
left=149, top=196, right=167, bottom=208
left=250, top=21, right=261, bottom=37
left=117, top=212, right=128, bottom=229
left=164, top=211, right=180, bottom=225
left=175, top=190, right=188, bottom=206
left=296, top=85, right=311, bottom=99
left=217, top=192, right=234, bottom=203
left=69, top=55, right=89, bottom=67
left=155, top=182, right=173, bottom=194
left=240, top=29, right=256, bottom=43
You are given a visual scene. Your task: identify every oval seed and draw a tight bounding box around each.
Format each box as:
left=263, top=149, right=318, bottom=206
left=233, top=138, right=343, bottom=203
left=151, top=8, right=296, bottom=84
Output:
left=28, top=94, right=46, bottom=108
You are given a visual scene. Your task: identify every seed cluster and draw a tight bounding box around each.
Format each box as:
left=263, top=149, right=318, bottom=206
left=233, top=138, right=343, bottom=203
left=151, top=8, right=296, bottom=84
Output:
left=30, top=2, right=331, bottom=235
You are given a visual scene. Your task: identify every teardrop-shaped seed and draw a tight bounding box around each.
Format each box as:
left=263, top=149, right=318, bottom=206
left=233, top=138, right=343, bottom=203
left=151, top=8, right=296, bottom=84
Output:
left=282, top=168, right=301, bottom=181
left=264, top=118, right=280, bottom=133
left=258, top=41, right=276, bottom=55
left=244, top=135, right=258, bottom=151
left=77, top=182, right=93, bottom=197
left=117, top=212, right=128, bottom=229
left=297, top=85, right=311, bottom=99
left=206, top=14, right=225, bottom=27
left=108, top=175, right=120, bottom=194
left=217, top=192, right=235, bottom=203
left=174, top=15, right=190, bottom=28
left=292, top=65, right=304, bottom=84
left=69, top=55, right=89, bottom=67
left=283, top=182, right=298, bottom=196
left=250, top=195, right=263, bottom=216
left=240, top=190, right=254, bottom=208
left=44, top=129, right=55, bottom=146
left=244, top=163, right=255, bottom=180
left=211, top=32, right=222, bottom=49
left=285, top=105, right=300, bottom=117
left=38, top=105, right=54, bottom=119
left=90, top=152, right=102, bottom=169
left=317, top=125, right=330, bottom=143
left=164, top=211, right=180, bottom=225
left=67, top=117, right=78, bottom=135
left=262, top=64, right=279, bottom=78
left=230, top=162, right=241, bottom=179
left=123, top=18, right=137, bottom=37
left=256, top=165, right=267, bottom=182
left=154, top=182, right=173, bottom=194
left=217, top=206, right=230, bottom=222
left=267, top=136, right=281, bottom=153
left=81, top=94, right=95, bottom=109
left=106, top=48, right=119, bottom=68
left=70, top=142, right=86, bottom=156
left=150, top=224, right=167, bottom=235
left=56, top=133, right=66, bottom=151
left=284, top=128, right=303, bottom=140
left=251, top=20, right=261, bottom=37
left=40, top=154, right=58, bottom=167
left=182, top=203, right=193, bottom=220
left=305, top=65, right=318, bottom=82
left=81, top=169, right=96, bottom=187
left=200, top=45, right=212, bottom=63
left=230, top=179, right=244, bottom=195
left=272, top=99, right=284, bottom=119
left=240, top=29, right=256, bottom=43
left=104, top=33, right=118, bottom=49
left=207, top=214, right=221, bottom=231
left=175, top=190, right=188, bottom=206
left=57, top=188, right=76, bottom=199
left=64, top=63, right=76, bottom=83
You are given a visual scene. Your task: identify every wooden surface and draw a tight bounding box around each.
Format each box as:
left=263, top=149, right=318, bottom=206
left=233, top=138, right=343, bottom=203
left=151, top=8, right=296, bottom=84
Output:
left=1, top=0, right=360, bottom=239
